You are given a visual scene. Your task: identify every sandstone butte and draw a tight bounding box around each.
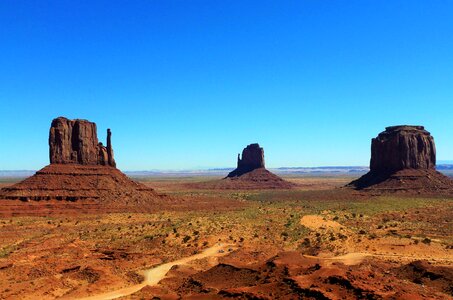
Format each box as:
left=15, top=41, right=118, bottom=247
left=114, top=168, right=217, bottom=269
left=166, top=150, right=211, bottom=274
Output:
left=219, top=143, right=295, bottom=189
left=348, top=125, right=453, bottom=194
left=49, top=117, right=116, bottom=167
left=0, top=117, right=172, bottom=213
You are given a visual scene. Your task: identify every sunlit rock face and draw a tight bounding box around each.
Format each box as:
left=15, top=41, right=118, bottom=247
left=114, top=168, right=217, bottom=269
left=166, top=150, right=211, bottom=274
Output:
left=49, top=117, right=116, bottom=167
left=370, top=125, right=436, bottom=174
left=346, top=125, right=453, bottom=192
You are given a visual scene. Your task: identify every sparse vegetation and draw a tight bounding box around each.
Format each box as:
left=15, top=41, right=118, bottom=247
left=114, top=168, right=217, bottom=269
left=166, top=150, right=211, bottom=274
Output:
left=0, top=176, right=452, bottom=299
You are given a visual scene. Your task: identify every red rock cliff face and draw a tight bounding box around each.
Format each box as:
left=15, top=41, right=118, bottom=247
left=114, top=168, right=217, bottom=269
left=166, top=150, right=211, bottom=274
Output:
left=370, top=125, right=436, bottom=173
left=227, top=143, right=265, bottom=177
left=49, top=117, right=116, bottom=167
left=347, top=125, right=451, bottom=191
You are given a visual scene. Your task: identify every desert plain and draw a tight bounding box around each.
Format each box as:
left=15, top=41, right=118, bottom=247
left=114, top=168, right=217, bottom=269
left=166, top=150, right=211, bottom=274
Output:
left=0, top=174, right=452, bottom=300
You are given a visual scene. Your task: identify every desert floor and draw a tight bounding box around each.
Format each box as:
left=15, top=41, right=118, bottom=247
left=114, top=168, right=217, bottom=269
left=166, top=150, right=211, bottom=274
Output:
left=0, top=175, right=452, bottom=299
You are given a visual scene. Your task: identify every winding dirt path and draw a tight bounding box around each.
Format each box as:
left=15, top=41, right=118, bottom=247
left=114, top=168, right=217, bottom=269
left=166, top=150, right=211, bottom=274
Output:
left=77, top=243, right=232, bottom=300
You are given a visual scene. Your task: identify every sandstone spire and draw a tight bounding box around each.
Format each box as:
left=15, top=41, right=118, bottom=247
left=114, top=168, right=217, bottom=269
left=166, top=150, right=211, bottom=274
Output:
left=107, top=128, right=116, bottom=168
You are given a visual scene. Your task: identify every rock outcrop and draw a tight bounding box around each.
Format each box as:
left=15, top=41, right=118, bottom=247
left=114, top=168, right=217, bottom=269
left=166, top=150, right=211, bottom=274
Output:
left=370, top=126, right=436, bottom=174
left=348, top=125, right=453, bottom=193
left=0, top=117, right=171, bottom=210
left=227, top=143, right=265, bottom=177
left=190, top=143, right=295, bottom=189
left=49, top=117, right=116, bottom=167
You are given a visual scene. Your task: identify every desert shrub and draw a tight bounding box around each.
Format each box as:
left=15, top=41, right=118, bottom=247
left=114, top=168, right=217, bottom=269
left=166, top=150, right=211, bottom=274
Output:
left=338, top=233, right=348, bottom=240
left=368, top=233, right=377, bottom=239
left=0, top=245, right=17, bottom=258
left=422, top=238, right=431, bottom=245
left=126, top=271, right=144, bottom=284
left=182, top=235, right=191, bottom=243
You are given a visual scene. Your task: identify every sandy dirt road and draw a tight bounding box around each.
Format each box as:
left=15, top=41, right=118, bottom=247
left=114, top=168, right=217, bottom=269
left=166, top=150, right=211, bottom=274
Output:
left=76, top=243, right=232, bottom=300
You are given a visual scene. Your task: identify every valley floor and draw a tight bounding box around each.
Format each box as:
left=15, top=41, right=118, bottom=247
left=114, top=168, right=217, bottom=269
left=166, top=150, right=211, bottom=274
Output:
left=0, top=176, right=452, bottom=299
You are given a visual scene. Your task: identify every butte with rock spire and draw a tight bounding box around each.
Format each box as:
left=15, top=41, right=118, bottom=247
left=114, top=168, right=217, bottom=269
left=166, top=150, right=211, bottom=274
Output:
left=0, top=117, right=172, bottom=214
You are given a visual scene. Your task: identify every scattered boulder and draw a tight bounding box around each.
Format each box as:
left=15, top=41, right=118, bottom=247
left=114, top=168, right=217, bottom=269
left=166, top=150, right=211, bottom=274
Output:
left=49, top=117, right=116, bottom=167
left=348, top=125, right=453, bottom=193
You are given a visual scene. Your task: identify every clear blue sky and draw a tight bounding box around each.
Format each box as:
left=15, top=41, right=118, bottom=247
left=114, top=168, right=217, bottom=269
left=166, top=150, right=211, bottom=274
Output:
left=1, top=1, right=452, bottom=170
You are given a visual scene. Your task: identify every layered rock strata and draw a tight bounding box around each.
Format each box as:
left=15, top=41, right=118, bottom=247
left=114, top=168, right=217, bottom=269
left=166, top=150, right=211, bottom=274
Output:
left=0, top=117, right=170, bottom=208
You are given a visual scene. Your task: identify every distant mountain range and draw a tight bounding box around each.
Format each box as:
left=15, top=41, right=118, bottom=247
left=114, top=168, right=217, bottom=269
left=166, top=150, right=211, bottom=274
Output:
left=1, top=164, right=452, bottom=178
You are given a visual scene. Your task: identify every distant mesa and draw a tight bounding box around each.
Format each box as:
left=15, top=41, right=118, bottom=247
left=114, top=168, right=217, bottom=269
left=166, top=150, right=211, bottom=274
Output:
left=348, top=125, right=453, bottom=193
left=191, top=143, right=295, bottom=190
left=0, top=117, right=172, bottom=213
left=227, top=143, right=265, bottom=177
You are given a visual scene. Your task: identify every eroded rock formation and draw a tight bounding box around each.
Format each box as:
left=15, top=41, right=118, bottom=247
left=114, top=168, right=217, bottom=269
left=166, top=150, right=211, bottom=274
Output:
left=49, top=117, right=116, bottom=167
left=349, top=125, right=453, bottom=193
left=227, top=143, right=265, bottom=177
left=370, top=126, right=436, bottom=173
left=208, top=143, right=296, bottom=189
left=0, top=117, right=172, bottom=207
